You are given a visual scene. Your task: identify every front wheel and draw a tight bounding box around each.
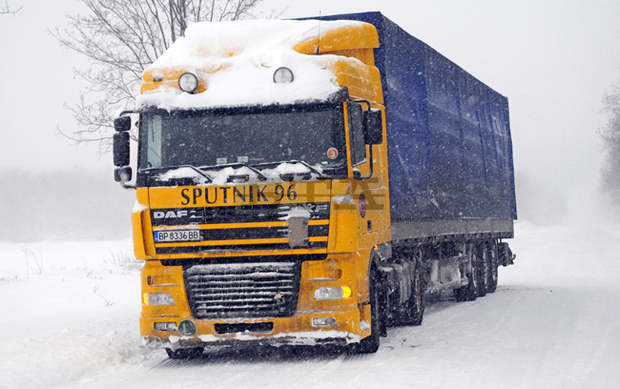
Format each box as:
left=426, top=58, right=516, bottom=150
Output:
left=358, top=267, right=381, bottom=354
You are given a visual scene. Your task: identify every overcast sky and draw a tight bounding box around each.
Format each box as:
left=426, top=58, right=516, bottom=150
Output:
left=1, top=0, right=619, bottom=214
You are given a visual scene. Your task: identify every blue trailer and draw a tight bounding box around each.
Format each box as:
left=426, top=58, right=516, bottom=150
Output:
left=306, top=12, right=517, bottom=242
left=298, top=13, right=517, bottom=327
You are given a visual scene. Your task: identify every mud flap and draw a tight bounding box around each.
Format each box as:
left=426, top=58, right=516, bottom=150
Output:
left=498, top=242, right=515, bottom=267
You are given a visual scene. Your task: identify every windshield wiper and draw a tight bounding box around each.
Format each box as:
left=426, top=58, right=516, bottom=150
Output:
left=291, top=160, right=325, bottom=177
left=198, top=162, right=268, bottom=182
left=142, top=165, right=213, bottom=183
left=253, top=160, right=328, bottom=179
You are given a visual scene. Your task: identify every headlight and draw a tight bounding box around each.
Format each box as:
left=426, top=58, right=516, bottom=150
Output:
left=273, top=67, right=294, bottom=84
left=178, top=72, right=199, bottom=93
left=312, top=317, right=337, bottom=327
left=144, top=292, right=175, bottom=306
left=313, top=286, right=352, bottom=300
left=154, top=322, right=177, bottom=331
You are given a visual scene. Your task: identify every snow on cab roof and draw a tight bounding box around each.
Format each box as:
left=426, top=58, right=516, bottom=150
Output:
left=137, top=18, right=376, bottom=110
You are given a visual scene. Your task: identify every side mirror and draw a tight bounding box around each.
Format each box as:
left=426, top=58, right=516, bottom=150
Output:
left=113, top=131, right=130, bottom=167
left=112, top=113, right=136, bottom=188
left=364, top=109, right=383, bottom=145
left=114, top=166, right=133, bottom=183
left=114, top=116, right=131, bottom=132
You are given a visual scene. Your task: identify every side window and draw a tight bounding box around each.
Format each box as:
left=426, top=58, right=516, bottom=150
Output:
left=349, top=103, right=366, bottom=165
left=147, top=114, right=163, bottom=168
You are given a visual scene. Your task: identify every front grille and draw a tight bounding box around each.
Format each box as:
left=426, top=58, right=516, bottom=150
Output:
left=151, top=202, right=330, bottom=226
left=184, top=262, right=300, bottom=319
left=152, top=202, right=330, bottom=255
left=157, top=241, right=327, bottom=255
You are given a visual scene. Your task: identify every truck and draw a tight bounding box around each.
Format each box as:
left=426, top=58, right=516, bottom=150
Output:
left=112, top=11, right=516, bottom=357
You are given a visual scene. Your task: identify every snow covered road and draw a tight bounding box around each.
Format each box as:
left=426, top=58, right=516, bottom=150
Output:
left=1, top=222, right=619, bottom=388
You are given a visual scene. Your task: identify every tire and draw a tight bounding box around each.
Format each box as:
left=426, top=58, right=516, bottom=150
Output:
left=476, top=243, right=489, bottom=298
left=166, top=347, right=204, bottom=359
left=399, top=264, right=425, bottom=326
left=454, top=243, right=478, bottom=302
left=486, top=241, right=499, bottom=293
left=358, top=267, right=381, bottom=354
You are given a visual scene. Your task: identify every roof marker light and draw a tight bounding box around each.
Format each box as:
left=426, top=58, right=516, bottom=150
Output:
left=273, top=67, right=294, bottom=84
left=178, top=72, right=199, bottom=93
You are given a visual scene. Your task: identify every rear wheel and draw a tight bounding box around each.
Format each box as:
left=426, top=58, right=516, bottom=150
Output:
left=486, top=241, right=499, bottom=293
left=358, top=267, right=381, bottom=354
left=476, top=243, right=489, bottom=297
left=399, top=264, right=425, bottom=325
left=166, top=347, right=204, bottom=359
left=454, top=243, right=478, bottom=302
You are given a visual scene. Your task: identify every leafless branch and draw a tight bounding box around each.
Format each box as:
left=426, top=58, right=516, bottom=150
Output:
left=53, top=0, right=262, bottom=147
left=0, top=0, right=22, bottom=14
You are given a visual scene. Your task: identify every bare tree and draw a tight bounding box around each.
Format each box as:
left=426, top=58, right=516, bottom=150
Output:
left=601, top=83, right=620, bottom=203
left=0, top=1, right=22, bottom=14
left=53, top=0, right=261, bottom=146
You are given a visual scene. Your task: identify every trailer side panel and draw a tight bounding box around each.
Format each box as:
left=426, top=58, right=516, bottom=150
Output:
left=300, top=12, right=517, bottom=239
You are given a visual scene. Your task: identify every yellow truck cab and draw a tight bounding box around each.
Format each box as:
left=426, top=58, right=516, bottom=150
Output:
left=113, top=12, right=516, bottom=357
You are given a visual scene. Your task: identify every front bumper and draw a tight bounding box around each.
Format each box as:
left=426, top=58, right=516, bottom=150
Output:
left=142, top=310, right=363, bottom=349
left=140, top=249, right=373, bottom=349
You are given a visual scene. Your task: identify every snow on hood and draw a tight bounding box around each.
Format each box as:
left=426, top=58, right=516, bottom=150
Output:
left=138, top=18, right=368, bottom=110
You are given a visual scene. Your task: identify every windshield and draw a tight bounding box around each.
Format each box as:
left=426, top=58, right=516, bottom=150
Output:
left=138, top=104, right=346, bottom=176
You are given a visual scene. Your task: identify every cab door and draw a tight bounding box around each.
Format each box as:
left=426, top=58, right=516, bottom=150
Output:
left=346, top=102, right=390, bottom=250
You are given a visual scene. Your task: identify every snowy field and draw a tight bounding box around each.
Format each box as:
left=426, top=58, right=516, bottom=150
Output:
left=1, top=221, right=619, bottom=389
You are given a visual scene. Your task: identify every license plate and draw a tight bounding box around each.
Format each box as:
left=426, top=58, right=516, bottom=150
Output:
left=154, top=229, right=201, bottom=243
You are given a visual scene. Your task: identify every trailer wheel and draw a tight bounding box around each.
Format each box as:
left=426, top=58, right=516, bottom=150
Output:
left=476, top=243, right=489, bottom=297
left=454, top=243, right=478, bottom=302
left=486, top=241, right=499, bottom=293
left=399, top=264, right=425, bottom=325
left=166, top=347, right=204, bottom=359
left=358, top=266, right=381, bottom=354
